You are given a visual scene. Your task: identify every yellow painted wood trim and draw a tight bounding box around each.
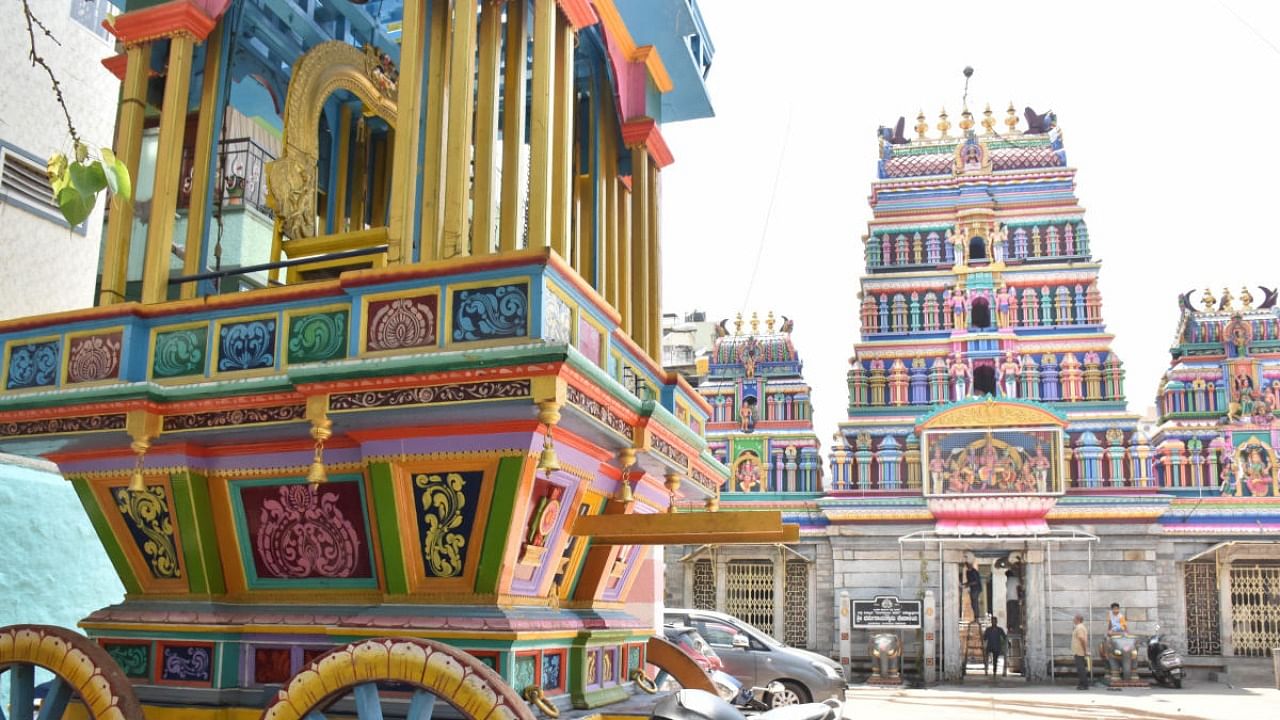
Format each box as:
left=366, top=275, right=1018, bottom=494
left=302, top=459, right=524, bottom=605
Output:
left=570, top=511, right=797, bottom=545
left=628, top=147, right=649, bottom=354
left=498, top=0, right=529, bottom=253
left=99, top=42, right=149, bottom=306
left=420, top=0, right=452, bottom=261
left=334, top=103, right=353, bottom=233
left=387, top=0, right=426, bottom=265
left=527, top=0, right=556, bottom=249
left=616, top=180, right=631, bottom=335
left=592, top=0, right=673, bottom=93
left=645, top=157, right=660, bottom=356
left=179, top=24, right=224, bottom=300
left=549, top=13, right=574, bottom=258
left=370, top=129, right=390, bottom=228
left=349, top=118, right=369, bottom=232
left=575, top=174, right=592, bottom=279
left=471, top=0, right=503, bottom=256
left=442, top=0, right=479, bottom=259
left=141, top=35, right=195, bottom=305
left=278, top=226, right=390, bottom=258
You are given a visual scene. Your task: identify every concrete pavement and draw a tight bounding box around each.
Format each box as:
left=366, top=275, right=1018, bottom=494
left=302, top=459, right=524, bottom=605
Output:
left=842, top=681, right=1280, bottom=719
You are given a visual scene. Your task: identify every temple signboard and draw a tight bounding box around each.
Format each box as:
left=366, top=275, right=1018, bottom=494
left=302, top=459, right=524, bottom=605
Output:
left=852, top=595, right=922, bottom=628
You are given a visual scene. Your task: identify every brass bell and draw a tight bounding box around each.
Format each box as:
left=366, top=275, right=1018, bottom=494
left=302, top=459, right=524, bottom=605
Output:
left=618, top=477, right=635, bottom=503
left=537, top=434, right=560, bottom=474
left=307, top=457, right=328, bottom=485
left=127, top=469, right=146, bottom=493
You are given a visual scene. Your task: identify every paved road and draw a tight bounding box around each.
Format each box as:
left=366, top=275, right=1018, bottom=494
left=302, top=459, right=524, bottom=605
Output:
left=842, top=682, right=1280, bottom=719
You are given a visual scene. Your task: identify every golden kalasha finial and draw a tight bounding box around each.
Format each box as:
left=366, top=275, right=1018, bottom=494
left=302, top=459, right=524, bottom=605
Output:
left=750, top=311, right=760, bottom=334
left=766, top=311, right=776, bottom=333
left=915, top=110, right=929, bottom=140
left=982, top=104, right=996, bottom=135
left=1240, top=286, right=1255, bottom=310
left=734, top=313, right=743, bottom=335
left=937, top=108, right=951, bottom=138
left=1200, top=288, right=1216, bottom=312
left=1219, top=287, right=1234, bottom=312
left=1005, top=102, right=1019, bottom=134
left=959, top=107, right=974, bottom=132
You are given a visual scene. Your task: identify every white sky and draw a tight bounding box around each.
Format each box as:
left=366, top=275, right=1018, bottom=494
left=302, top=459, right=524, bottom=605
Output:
left=659, top=0, right=1280, bottom=445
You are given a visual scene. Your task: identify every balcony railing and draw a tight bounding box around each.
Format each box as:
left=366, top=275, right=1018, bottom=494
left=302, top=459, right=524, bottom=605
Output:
left=180, top=138, right=275, bottom=217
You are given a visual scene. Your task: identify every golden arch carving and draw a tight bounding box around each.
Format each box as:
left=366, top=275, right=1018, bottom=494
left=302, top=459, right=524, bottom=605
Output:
left=917, top=398, right=1068, bottom=431
left=266, top=41, right=398, bottom=242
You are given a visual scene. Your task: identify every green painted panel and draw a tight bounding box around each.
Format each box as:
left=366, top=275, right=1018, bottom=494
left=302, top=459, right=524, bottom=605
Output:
left=151, top=325, right=208, bottom=379
left=475, top=456, right=525, bottom=594
left=287, top=310, right=349, bottom=364
left=369, top=462, right=409, bottom=594
left=69, top=477, right=142, bottom=595
left=169, top=472, right=208, bottom=594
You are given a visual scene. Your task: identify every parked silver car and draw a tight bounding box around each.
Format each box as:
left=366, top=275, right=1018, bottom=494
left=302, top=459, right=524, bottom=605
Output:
left=664, top=608, right=846, bottom=707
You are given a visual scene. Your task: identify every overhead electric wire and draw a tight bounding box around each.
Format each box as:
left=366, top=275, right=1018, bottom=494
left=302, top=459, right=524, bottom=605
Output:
left=738, top=106, right=793, bottom=317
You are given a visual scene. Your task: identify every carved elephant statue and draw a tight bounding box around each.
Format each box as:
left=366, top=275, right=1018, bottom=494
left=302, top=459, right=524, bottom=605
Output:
left=1098, top=634, right=1140, bottom=682
left=868, top=633, right=902, bottom=682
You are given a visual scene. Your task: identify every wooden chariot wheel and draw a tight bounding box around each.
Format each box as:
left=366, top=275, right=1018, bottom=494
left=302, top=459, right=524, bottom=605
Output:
left=0, top=624, right=145, bottom=720
left=261, top=637, right=538, bottom=720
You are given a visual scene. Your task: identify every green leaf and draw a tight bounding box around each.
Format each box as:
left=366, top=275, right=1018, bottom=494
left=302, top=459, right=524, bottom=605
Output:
left=69, top=161, right=108, bottom=195
left=57, top=186, right=95, bottom=226
left=100, top=149, right=132, bottom=201
left=47, top=153, right=69, bottom=194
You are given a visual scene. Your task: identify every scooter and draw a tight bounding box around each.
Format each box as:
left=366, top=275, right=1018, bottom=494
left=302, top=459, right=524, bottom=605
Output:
left=652, top=688, right=841, bottom=720
left=708, top=670, right=784, bottom=713
left=1146, top=629, right=1184, bottom=689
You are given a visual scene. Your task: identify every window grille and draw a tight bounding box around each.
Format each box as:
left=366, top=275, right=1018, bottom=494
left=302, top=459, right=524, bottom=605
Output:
left=1230, top=564, right=1280, bottom=657
left=1183, top=563, right=1220, bottom=656
left=692, top=559, right=715, bottom=611
left=784, top=560, right=808, bottom=648
left=725, top=560, right=773, bottom=636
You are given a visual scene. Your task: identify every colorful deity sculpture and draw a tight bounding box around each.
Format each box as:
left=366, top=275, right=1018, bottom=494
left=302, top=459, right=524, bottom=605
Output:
left=1000, top=352, right=1020, bottom=397
left=949, top=355, right=971, bottom=399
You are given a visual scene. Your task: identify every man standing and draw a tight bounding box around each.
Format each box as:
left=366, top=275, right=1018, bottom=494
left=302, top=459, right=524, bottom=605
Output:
left=1107, top=603, right=1128, bottom=635
left=963, top=561, right=983, bottom=619
left=1072, top=614, right=1090, bottom=690
left=983, top=617, right=1007, bottom=676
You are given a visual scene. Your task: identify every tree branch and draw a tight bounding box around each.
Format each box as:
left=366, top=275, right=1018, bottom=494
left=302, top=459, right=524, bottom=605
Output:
left=22, top=0, right=80, bottom=147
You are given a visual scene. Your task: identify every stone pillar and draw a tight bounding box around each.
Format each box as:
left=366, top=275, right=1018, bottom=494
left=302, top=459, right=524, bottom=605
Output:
left=992, top=566, right=1009, bottom=630
left=773, top=550, right=786, bottom=643
left=943, top=551, right=963, bottom=682
left=1218, top=558, right=1234, bottom=656
left=923, top=590, right=938, bottom=685
left=1023, top=552, right=1048, bottom=681
left=838, top=590, right=852, bottom=680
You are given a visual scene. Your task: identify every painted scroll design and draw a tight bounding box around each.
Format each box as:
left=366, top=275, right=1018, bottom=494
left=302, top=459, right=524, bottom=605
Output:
left=114, top=486, right=182, bottom=579
left=66, top=331, right=122, bottom=383
left=452, top=284, right=529, bottom=341
left=288, top=311, right=348, bottom=363
left=415, top=472, right=467, bottom=578
left=161, top=645, right=212, bottom=683
left=218, top=319, right=277, bottom=372
left=153, top=327, right=208, bottom=378
left=6, top=340, right=59, bottom=389
left=256, top=484, right=361, bottom=578
left=367, top=296, right=437, bottom=351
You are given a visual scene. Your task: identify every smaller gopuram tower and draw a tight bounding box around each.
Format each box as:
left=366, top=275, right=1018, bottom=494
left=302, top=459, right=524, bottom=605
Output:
left=700, top=311, right=823, bottom=494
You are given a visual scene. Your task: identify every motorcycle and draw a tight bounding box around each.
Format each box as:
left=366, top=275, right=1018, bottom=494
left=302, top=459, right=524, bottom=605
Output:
left=652, top=688, right=841, bottom=720
left=1146, top=628, right=1184, bottom=689
left=709, top=670, right=784, bottom=713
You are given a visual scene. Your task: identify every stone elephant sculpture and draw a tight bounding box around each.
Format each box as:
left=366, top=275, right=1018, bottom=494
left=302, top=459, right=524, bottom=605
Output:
left=1098, top=633, right=1140, bottom=683
left=868, top=633, right=902, bottom=682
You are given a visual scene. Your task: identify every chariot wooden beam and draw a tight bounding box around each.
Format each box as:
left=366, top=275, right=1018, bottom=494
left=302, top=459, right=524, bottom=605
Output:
left=569, top=511, right=799, bottom=545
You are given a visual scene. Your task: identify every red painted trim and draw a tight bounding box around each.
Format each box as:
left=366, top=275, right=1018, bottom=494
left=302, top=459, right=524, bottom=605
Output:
left=298, top=362, right=561, bottom=395
left=101, top=53, right=128, bottom=81
left=108, top=0, right=217, bottom=44
left=620, top=117, right=674, bottom=168
left=555, top=0, right=598, bottom=30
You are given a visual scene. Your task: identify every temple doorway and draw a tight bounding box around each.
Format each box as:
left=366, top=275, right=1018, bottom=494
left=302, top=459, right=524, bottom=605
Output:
left=959, top=554, right=1025, bottom=680
left=969, top=236, right=987, bottom=261
left=970, top=297, right=991, bottom=329
left=973, top=363, right=997, bottom=396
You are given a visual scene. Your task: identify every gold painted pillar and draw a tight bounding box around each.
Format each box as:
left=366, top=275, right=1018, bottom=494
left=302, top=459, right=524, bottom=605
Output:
left=549, top=13, right=574, bottom=258
left=349, top=119, right=369, bottom=231
left=419, top=0, right=451, bottom=260
left=616, top=179, right=632, bottom=334
left=526, top=0, right=556, bottom=249
left=442, top=0, right=480, bottom=258
left=471, top=0, right=504, bottom=256
left=387, top=0, right=426, bottom=264
left=370, top=131, right=389, bottom=228
left=99, top=42, right=149, bottom=306
left=646, top=156, right=660, bottom=357
left=498, top=0, right=528, bottom=253
left=575, top=174, right=592, bottom=280
left=629, top=147, right=650, bottom=352
left=140, top=35, right=196, bottom=304
left=178, top=24, right=223, bottom=300
left=334, top=104, right=353, bottom=232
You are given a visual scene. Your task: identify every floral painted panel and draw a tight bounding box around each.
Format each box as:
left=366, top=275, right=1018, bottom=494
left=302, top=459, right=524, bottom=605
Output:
left=544, top=291, right=571, bottom=344
left=238, top=480, right=373, bottom=580
left=514, top=655, right=537, bottom=693
left=366, top=293, right=439, bottom=351
left=111, top=486, right=182, bottom=579
left=254, top=647, right=293, bottom=684
left=287, top=310, right=349, bottom=363
left=541, top=652, right=563, bottom=691
left=102, top=642, right=150, bottom=679
left=5, top=340, right=59, bottom=390
left=66, top=331, right=123, bottom=384
left=159, top=644, right=214, bottom=684
left=576, top=316, right=602, bottom=367
left=410, top=470, right=485, bottom=578
left=152, top=326, right=208, bottom=379
left=451, top=283, right=529, bottom=342
left=218, top=318, right=277, bottom=372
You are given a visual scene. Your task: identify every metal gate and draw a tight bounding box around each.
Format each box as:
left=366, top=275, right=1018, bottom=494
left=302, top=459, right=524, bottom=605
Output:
left=1183, top=563, right=1221, bottom=655
left=726, top=560, right=774, bottom=635
left=1230, top=564, right=1280, bottom=657
left=784, top=560, right=808, bottom=648
left=693, top=559, right=716, bottom=611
